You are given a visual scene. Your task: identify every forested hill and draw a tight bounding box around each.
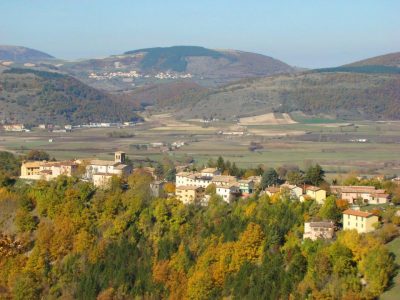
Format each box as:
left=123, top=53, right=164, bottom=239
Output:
left=0, top=45, right=54, bottom=62
left=345, top=51, right=400, bottom=67
left=61, top=46, right=295, bottom=90
left=0, top=151, right=397, bottom=299
left=175, top=72, right=400, bottom=121
left=0, top=68, right=140, bottom=125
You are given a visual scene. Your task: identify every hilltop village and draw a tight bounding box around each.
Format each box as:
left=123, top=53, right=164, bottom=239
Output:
left=0, top=148, right=399, bottom=299
left=19, top=151, right=400, bottom=239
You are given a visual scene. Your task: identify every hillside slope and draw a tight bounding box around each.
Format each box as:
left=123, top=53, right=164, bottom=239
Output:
left=116, top=80, right=209, bottom=110
left=0, top=68, right=139, bottom=125
left=175, top=72, right=400, bottom=121
left=61, top=46, right=295, bottom=90
left=346, top=52, right=400, bottom=67
left=0, top=45, right=54, bottom=62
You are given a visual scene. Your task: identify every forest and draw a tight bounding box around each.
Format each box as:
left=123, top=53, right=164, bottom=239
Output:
left=0, top=69, right=140, bottom=125
left=0, top=151, right=398, bottom=300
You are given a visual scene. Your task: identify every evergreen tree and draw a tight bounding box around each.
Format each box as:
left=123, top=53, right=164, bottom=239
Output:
left=216, top=156, right=225, bottom=172
left=261, top=168, right=279, bottom=189
left=165, top=168, right=177, bottom=182
left=305, top=164, right=325, bottom=186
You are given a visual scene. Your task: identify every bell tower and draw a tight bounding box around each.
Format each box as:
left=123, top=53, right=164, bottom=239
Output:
left=115, top=151, right=126, bottom=164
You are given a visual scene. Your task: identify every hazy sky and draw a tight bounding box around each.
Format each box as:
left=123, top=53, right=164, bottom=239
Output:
left=1, top=0, right=399, bottom=68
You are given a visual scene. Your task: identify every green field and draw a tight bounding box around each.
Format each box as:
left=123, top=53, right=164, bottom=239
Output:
left=381, top=237, right=400, bottom=300
left=1, top=117, right=400, bottom=176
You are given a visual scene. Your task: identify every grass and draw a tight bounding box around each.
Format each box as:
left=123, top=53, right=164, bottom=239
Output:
left=1, top=119, right=400, bottom=175
left=380, top=237, right=400, bottom=300
left=290, top=112, right=340, bottom=124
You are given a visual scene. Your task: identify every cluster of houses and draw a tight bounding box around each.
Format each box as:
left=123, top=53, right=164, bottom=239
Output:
left=303, top=209, right=379, bottom=241
left=174, top=168, right=260, bottom=204
left=173, top=169, right=393, bottom=241
left=88, top=70, right=192, bottom=81
left=1, top=124, right=29, bottom=132
left=1, top=122, right=138, bottom=133
left=20, top=151, right=132, bottom=187
left=265, top=184, right=327, bottom=204
left=20, top=155, right=396, bottom=241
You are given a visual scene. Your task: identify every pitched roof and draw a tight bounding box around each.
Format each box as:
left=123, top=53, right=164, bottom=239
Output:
left=201, top=168, right=218, bottom=173
left=22, top=161, right=44, bottom=168
left=266, top=186, right=280, bottom=193
left=305, top=185, right=322, bottom=192
left=281, top=183, right=301, bottom=190
left=308, top=221, right=335, bottom=228
left=89, top=159, right=117, bottom=166
left=343, top=209, right=375, bottom=218
left=176, top=171, right=191, bottom=177
left=211, top=175, right=237, bottom=183
left=176, top=185, right=203, bottom=191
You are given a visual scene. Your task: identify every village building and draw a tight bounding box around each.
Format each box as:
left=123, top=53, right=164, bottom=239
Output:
left=83, top=152, right=132, bottom=187
left=175, top=186, right=205, bottom=204
left=21, top=160, right=79, bottom=180
left=216, top=184, right=240, bottom=203
left=265, top=186, right=280, bottom=197
left=300, top=186, right=326, bottom=204
left=175, top=172, right=212, bottom=188
left=331, top=185, right=390, bottom=204
left=200, top=167, right=221, bottom=177
left=247, top=176, right=262, bottom=186
left=211, top=175, right=237, bottom=187
left=303, top=221, right=335, bottom=240
left=2, top=124, right=25, bottom=132
left=342, top=209, right=379, bottom=233
left=280, top=184, right=303, bottom=198
left=392, top=177, right=400, bottom=185
left=238, top=179, right=255, bottom=194
left=150, top=181, right=165, bottom=198
left=92, top=173, right=115, bottom=188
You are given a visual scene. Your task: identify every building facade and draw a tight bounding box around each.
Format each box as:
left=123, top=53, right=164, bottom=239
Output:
left=342, top=209, right=379, bottom=233
left=303, top=221, right=335, bottom=240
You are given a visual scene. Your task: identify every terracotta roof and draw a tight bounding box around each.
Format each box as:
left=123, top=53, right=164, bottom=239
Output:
left=22, top=161, right=44, bottom=168
left=281, top=184, right=301, bottom=190
left=114, top=164, right=128, bottom=170
left=176, top=185, right=203, bottom=191
left=238, top=179, right=253, bottom=184
left=266, top=186, right=280, bottom=193
left=201, top=168, right=218, bottom=173
left=211, top=175, right=237, bottom=183
left=343, top=209, right=375, bottom=218
left=372, top=193, right=390, bottom=198
left=308, top=221, right=334, bottom=228
left=89, top=159, right=118, bottom=166
left=176, top=171, right=191, bottom=177
left=305, top=185, right=321, bottom=191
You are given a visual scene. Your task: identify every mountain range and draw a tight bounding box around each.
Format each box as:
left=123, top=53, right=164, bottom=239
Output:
left=0, top=45, right=399, bottom=123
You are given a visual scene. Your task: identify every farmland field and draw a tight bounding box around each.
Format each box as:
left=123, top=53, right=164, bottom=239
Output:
left=1, top=115, right=400, bottom=176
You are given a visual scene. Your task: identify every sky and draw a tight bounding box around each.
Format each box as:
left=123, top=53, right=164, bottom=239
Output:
left=1, top=0, right=399, bottom=68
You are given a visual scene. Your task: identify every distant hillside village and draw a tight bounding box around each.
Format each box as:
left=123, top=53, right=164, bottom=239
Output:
left=19, top=152, right=400, bottom=240
left=0, top=122, right=138, bottom=132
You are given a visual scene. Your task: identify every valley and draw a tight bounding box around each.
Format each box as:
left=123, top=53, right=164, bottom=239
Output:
left=1, top=113, right=400, bottom=178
